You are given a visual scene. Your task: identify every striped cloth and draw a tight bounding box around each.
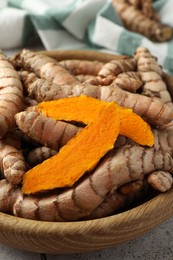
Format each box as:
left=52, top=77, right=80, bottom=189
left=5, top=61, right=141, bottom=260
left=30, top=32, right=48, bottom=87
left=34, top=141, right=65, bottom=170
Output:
left=0, top=0, right=173, bottom=74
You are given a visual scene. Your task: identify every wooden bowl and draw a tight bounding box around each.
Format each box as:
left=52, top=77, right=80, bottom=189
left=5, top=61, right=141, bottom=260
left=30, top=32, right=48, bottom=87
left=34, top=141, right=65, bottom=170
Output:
left=0, top=50, right=173, bottom=254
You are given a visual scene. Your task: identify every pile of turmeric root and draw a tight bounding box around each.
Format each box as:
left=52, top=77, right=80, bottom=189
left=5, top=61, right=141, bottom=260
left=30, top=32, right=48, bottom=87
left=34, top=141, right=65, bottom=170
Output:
left=0, top=46, right=173, bottom=222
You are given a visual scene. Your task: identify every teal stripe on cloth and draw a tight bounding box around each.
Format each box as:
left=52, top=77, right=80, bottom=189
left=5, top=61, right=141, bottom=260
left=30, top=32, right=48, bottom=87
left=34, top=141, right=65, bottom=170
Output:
left=163, top=41, right=173, bottom=75
left=22, top=14, right=39, bottom=47
left=31, top=14, right=63, bottom=30
left=87, top=19, right=104, bottom=50
left=7, top=0, right=23, bottom=8
left=153, top=0, right=168, bottom=11
left=98, top=0, right=122, bottom=25
left=45, top=0, right=77, bottom=23
left=117, top=30, right=143, bottom=57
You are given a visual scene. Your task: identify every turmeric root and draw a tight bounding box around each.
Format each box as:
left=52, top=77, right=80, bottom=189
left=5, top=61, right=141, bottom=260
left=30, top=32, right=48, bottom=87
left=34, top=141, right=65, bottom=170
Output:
left=19, top=70, right=99, bottom=103
left=26, top=146, right=57, bottom=167
left=127, top=0, right=160, bottom=21
left=119, top=179, right=144, bottom=195
left=0, top=144, right=172, bottom=221
left=38, top=95, right=106, bottom=125
left=113, top=71, right=142, bottom=92
left=98, top=58, right=137, bottom=77
left=76, top=74, right=115, bottom=86
left=59, top=60, right=104, bottom=76
left=112, top=0, right=173, bottom=42
left=152, top=129, right=173, bottom=157
left=76, top=75, right=99, bottom=84
left=12, top=49, right=79, bottom=86
left=87, top=190, right=126, bottom=219
left=0, top=50, right=24, bottom=138
left=38, top=95, right=154, bottom=146
left=135, top=47, right=172, bottom=107
left=15, top=108, right=132, bottom=152
left=18, top=70, right=173, bottom=126
left=3, top=131, right=21, bottom=150
left=147, top=171, right=173, bottom=192
left=24, top=97, right=38, bottom=107
left=102, top=84, right=173, bottom=126
left=0, top=140, right=26, bottom=185
left=22, top=102, right=120, bottom=194
left=15, top=109, right=82, bottom=151
left=88, top=179, right=148, bottom=219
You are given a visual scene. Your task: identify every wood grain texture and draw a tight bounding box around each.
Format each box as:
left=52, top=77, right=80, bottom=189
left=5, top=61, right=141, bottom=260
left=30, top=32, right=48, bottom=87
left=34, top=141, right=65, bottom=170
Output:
left=0, top=50, right=172, bottom=254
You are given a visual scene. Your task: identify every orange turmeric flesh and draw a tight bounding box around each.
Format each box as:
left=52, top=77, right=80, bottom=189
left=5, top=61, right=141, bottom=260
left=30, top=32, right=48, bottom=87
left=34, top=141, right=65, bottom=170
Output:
left=38, top=95, right=154, bottom=147
left=38, top=95, right=106, bottom=125
left=22, top=102, right=120, bottom=194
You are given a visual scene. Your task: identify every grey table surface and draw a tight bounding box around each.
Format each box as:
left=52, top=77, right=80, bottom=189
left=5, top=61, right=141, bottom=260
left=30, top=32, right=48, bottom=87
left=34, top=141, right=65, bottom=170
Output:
left=1, top=46, right=173, bottom=260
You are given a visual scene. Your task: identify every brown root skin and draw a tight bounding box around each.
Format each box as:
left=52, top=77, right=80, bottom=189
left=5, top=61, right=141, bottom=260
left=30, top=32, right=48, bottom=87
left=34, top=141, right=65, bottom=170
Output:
left=26, top=146, right=57, bottom=167
left=15, top=110, right=82, bottom=151
left=147, top=171, right=173, bottom=192
left=0, top=140, right=27, bottom=185
left=13, top=49, right=79, bottom=86
left=134, top=47, right=173, bottom=107
left=0, top=51, right=24, bottom=138
left=88, top=179, right=149, bottom=220
left=127, top=0, right=160, bottom=21
left=98, top=58, right=137, bottom=77
left=113, top=71, right=143, bottom=92
left=0, top=144, right=172, bottom=221
left=102, top=84, right=173, bottom=126
left=18, top=69, right=173, bottom=127
left=76, top=74, right=115, bottom=86
left=19, top=70, right=100, bottom=103
left=59, top=60, right=104, bottom=76
left=112, top=0, right=173, bottom=42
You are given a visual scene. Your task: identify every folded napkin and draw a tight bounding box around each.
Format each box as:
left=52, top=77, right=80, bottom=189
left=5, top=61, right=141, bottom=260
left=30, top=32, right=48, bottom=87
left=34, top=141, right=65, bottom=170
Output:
left=1, top=0, right=173, bottom=74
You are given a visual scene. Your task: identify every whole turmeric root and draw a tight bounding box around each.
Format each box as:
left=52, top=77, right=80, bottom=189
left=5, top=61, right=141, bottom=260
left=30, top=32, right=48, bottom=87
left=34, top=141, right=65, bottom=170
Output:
left=88, top=179, right=147, bottom=220
left=147, top=171, right=173, bottom=192
left=98, top=58, right=137, bottom=77
left=102, top=84, right=173, bottom=126
left=0, top=144, right=172, bottom=221
left=134, top=47, right=173, bottom=107
left=26, top=146, right=57, bottom=167
left=76, top=74, right=115, bottom=86
left=59, top=59, right=104, bottom=76
left=0, top=51, right=24, bottom=138
left=0, top=140, right=27, bottom=185
left=12, top=49, right=79, bottom=86
left=112, top=0, right=173, bottom=42
left=113, top=71, right=143, bottom=92
left=19, top=70, right=100, bottom=102
left=127, top=0, right=160, bottom=21
left=15, top=109, right=82, bottom=151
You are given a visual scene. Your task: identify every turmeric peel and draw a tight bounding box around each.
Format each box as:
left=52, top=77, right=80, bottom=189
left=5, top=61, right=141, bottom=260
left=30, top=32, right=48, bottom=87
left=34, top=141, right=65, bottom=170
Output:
left=22, top=102, right=120, bottom=194
left=38, top=95, right=154, bottom=147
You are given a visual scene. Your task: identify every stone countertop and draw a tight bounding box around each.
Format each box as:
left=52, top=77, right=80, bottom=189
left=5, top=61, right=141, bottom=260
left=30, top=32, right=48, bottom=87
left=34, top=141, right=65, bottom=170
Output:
left=2, top=46, right=173, bottom=260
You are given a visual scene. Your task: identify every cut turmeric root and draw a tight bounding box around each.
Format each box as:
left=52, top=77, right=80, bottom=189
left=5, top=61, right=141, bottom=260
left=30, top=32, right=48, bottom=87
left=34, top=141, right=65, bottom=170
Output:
left=38, top=95, right=106, bottom=125
left=22, top=102, right=120, bottom=194
left=38, top=95, right=154, bottom=147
